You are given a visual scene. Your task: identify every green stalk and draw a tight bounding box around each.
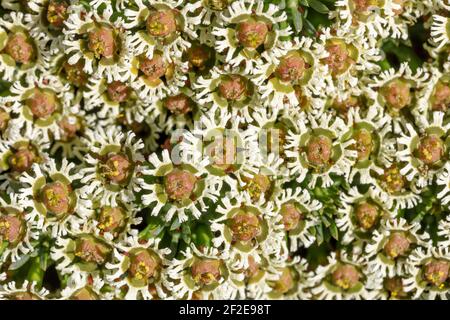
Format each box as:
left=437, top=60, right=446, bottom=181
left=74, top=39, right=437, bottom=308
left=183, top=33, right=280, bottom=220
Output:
left=378, top=58, right=392, bottom=71
left=27, top=256, right=45, bottom=288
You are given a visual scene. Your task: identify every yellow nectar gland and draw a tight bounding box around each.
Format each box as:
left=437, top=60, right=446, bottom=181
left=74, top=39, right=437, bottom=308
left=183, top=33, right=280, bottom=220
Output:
left=194, top=272, right=215, bottom=284
left=335, top=278, right=352, bottom=290
left=104, top=161, right=120, bottom=178
left=148, top=22, right=168, bottom=35
left=45, top=189, right=61, bottom=207
left=133, top=262, right=150, bottom=280
left=426, top=271, right=446, bottom=286
left=98, top=216, right=113, bottom=230
left=0, top=220, right=11, bottom=229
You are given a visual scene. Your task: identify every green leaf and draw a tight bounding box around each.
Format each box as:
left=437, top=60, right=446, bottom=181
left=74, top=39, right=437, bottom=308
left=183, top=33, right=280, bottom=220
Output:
left=315, top=224, right=324, bottom=245
left=308, top=0, right=330, bottom=13
left=170, top=217, right=181, bottom=231
left=287, top=0, right=303, bottom=32
left=181, top=224, right=192, bottom=244
left=40, top=251, right=49, bottom=270
left=330, top=221, right=339, bottom=240
left=290, top=10, right=303, bottom=32
left=321, top=215, right=330, bottom=227
left=9, top=254, right=31, bottom=270
left=169, top=232, right=181, bottom=258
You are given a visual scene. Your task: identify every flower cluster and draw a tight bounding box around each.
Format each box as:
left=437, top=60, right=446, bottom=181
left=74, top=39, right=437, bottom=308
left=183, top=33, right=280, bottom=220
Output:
left=0, top=0, right=449, bottom=300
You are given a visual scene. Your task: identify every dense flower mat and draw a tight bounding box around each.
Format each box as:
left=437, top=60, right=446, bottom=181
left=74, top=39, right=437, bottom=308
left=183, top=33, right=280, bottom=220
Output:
left=0, top=0, right=449, bottom=300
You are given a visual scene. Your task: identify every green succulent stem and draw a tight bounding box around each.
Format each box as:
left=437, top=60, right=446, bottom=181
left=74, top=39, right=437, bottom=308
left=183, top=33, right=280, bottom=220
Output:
left=27, top=256, right=45, bottom=288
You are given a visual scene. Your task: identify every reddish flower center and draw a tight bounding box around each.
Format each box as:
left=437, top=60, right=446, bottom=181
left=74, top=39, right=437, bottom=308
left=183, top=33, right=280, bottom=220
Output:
left=236, top=21, right=269, bottom=49
left=416, top=135, right=444, bottom=165
left=245, top=256, right=260, bottom=279
left=380, top=165, right=405, bottom=194
left=0, top=108, right=10, bottom=132
left=275, top=55, right=306, bottom=83
left=229, top=211, right=260, bottom=242
left=146, top=10, right=177, bottom=38
left=27, top=89, right=57, bottom=118
left=218, top=75, right=249, bottom=101
left=70, top=287, right=99, bottom=300
left=139, top=54, right=167, bottom=81
left=191, top=259, right=222, bottom=286
left=63, top=60, right=88, bottom=87
left=353, top=129, right=373, bottom=161
left=97, top=206, right=126, bottom=234
left=102, top=154, right=131, bottom=184
left=164, top=93, right=193, bottom=115
left=272, top=268, right=294, bottom=294
left=323, top=43, right=354, bottom=76
left=208, top=137, right=237, bottom=171
left=58, top=115, right=81, bottom=142
left=423, top=260, right=449, bottom=287
left=107, top=81, right=130, bottom=103
left=384, top=232, right=410, bottom=259
left=245, top=174, right=271, bottom=202
left=306, top=135, right=333, bottom=168
left=40, top=181, right=72, bottom=216
left=164, top=169, right=197, bottom=201
left=0, top=214, right=24, bottom=244
left=354, top=202, right=379, bottom=230
left=332, top=264, right=360, bottom=290
left=280, top=203, right=302, bottom=231
left=3, top=33, right=34, bottom=64
left=382, top=79, right=411, bottom=110
left=128, top=249, right=159, bottom=281
left=88, top=27, right=116, bottom=59
left=47, top=0, right=69, bottom=28
left=75, top=236, right=111, bottom=265
left=187, top=44, right=212, bottom=70
left=8, top=146, right=37, bottom=173
left=333, top=96, right=359, bottom=115
left=432, top=81, right=450, bottom=111
left=384, top=277, right=407, bottom=298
